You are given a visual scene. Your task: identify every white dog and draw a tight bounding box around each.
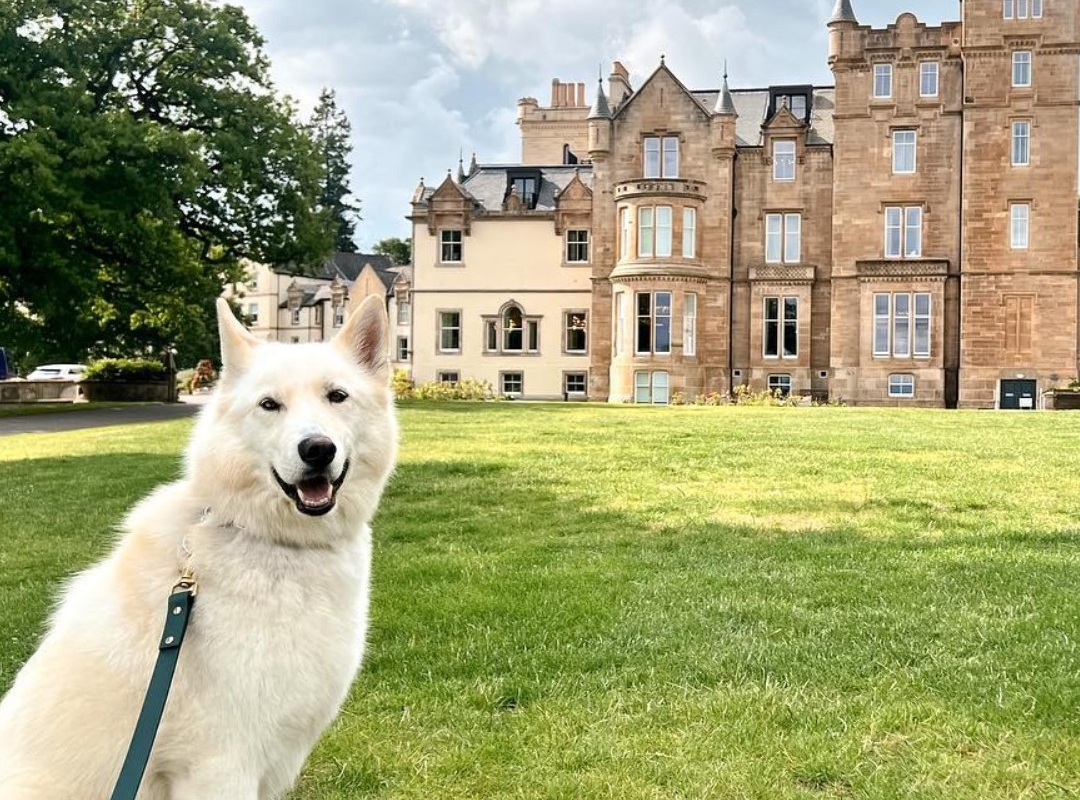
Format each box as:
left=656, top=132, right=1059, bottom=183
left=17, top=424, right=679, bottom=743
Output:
left=0, top=295, right=398, bottom=799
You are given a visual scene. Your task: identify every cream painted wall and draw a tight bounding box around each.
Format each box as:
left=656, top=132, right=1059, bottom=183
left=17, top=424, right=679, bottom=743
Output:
left=410, top=215, right=593, bottom=398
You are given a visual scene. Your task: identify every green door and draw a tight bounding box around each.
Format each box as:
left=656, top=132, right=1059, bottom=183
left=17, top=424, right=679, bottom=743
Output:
left=1000, top=379, right=1036, bottom=410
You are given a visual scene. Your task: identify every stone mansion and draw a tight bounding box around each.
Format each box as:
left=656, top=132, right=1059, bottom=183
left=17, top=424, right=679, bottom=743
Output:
left=401, top=0, right=1079, bottom=408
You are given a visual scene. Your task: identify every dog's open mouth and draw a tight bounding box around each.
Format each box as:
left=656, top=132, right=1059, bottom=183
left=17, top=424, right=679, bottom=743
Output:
left=273, top=460, right=350, bottom=516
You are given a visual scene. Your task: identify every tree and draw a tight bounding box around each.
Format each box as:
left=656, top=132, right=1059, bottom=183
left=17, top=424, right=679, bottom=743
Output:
left=308, top=88, right=360, bottom=253
left=0, top=0, right=336, bottom=367
left=373, top=237, right=411, bottom=266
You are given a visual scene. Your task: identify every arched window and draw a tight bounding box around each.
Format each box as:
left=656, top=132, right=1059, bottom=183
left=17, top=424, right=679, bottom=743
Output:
left=503, top=306, right=524, bottom=352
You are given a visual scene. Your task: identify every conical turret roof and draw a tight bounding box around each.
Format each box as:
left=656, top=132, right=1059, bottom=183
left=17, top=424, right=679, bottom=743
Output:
left=829, top=0, right=857, bottom=24
left=587, top=79, right=611, bottom=119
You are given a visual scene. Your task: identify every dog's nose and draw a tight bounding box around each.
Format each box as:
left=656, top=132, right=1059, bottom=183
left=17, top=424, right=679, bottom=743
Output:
left=298, top=436, right=337, bottom=469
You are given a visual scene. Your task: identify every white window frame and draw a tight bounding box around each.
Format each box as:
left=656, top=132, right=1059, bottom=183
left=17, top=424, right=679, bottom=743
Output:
left=1012, top=51, right=1032, bottom=88
left=773, top=140, right=796, bottom=181
left=439, top=229, right=463, bottom=263
left=656, top=206, right=673, bottom=257
left=566, top=229, right=589, bottom=263
left=333, top=304, right=344, bottom=327
left=919, top=62, right=939, bottom=97
left=874, top=64, right=893, bottom=99
left=644, top=135, right=679, bottom=178
left=1011, top=120, right=1030, bottom=166
left=683, top=293, right=697, bottom=357
left=638, top=207, right=654, bottom=257
left=437, top=370, right=459, bottom=385
left=767, top=374, right=792, bottom=397
left=892, top=130, right=917, bottom=174
left=438, top=310, right=461, bottom=353
left=634, top=371, right=670, bottom=404
left=564, top=372, right=587, bottom=395
left=620, top=208, right=631, bottom=260
left=613, top=292, right=626, bottom=357
left=635, top=291, right=672, bottom=355
left=873, top=293, right=932, bottom=358
left=682, top=207, right=696, bottom=258
left=247, top=303, right=259, bottom=325
left=1005, top=0, right=1042, bottom=18
left=888, top=374, right=915, bottom=397
left=396, top=336, right=409, bottom=361
left=500, top=371, right=523, bottom=396
left=397, top=300, right=410, bottom=325
left=1011, top=203, right=1030, bottom=249
left=291, top=307, right=301, bottom=326
left=763, top=296, right=799, bottom=359
left=765, top=213, right=801, bottom=264
left=884, top=205, right=922, bottom=259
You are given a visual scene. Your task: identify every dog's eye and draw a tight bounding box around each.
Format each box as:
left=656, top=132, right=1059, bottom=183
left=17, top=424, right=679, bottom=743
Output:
left=327, top=389, right=348, bottom=404
left=259, top=397, right=282, bottom=412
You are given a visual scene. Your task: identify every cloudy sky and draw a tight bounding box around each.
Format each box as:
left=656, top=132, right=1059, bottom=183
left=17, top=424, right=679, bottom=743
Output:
left=234, top=0, right=957, bottom=251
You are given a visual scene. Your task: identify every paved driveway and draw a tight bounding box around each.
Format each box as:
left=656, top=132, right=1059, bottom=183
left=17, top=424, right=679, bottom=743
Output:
left=0, top=396, right=206, bottom=437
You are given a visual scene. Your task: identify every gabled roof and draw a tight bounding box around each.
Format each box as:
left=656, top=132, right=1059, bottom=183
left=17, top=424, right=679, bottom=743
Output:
left=323, top=252, right=397, bottom=286
left=612, top=59, right=713, bottom=122
left=691, top=87, right=835, bottom=145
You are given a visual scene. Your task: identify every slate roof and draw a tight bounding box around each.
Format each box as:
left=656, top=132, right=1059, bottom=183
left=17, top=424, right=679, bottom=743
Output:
left=455, top=165, right=594, bottom=213
left=690, top=87, right=836, bottom=146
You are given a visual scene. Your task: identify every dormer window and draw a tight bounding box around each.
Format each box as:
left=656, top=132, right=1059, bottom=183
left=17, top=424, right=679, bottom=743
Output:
left=767, top=86, right=812, bottom=123
left=505, top=169, right=541, bottom=210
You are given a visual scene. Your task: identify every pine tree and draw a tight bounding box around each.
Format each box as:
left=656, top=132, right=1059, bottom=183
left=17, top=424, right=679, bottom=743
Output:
left=309, top=89, right=361, bottom=252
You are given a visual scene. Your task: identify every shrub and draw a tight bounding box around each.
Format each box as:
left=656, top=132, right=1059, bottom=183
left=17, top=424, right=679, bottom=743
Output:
left=391, top=368, right=416, bottom=400
left=83, top=358, right=166, bottom=382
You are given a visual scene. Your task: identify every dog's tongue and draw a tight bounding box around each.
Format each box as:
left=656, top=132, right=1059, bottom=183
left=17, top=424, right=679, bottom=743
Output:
left=297, top=477, right=333, bottom=507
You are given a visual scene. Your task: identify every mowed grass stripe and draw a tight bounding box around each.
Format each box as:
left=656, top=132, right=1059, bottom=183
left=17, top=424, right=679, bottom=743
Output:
left=1, top=403, right=1078, bottom=798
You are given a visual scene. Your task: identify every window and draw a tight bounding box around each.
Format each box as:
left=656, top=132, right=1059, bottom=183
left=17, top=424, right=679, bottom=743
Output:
left=636, top=291, right=672, bottom=355
left=888, top=374, right=915, bottom=397
left=247, top=303, right=259, bottom=325
left=919, top=62, right=939, bottom=97
left=683, top=293, right=697, bottom=357
left=567, top=230, right=589, bottom=263
left=884, top=206, right=922, bottom=258
left=440, top=230, right=463, bottom=263
left=1004, top=0, right=1042, bottom=18
left=644, top=135, right=678, bottom=178
left=613, top=292, right=626, bottom=357
left=1011, top=120, right=1030, bottom=166
left=1011, top=203, right=1030, bottom=249
left=874, top=64, right=893, bottom=98
left=397, top=301, right=410, bottom=325
left=763, top=296, right=798, bottom=358
left=397, top=336, right=409, bottom=361
left=620, top=208, right=631, bottom=260
left=564, top=372, right=587, bottom=395
left=768, top=374, right=792, bottom=397
left=503, top=306, right=524, bottom=352
left=638, top=206, right=672, bottom=257
left=893, top=130, right=917, bottom=174
left=682, top=208, right=696, bottom=258
left=291, top=307, right=301, bottom=325
left=638, top=207, right=653, bottom=257
left=500, top=372, right=523, bottom=395
left=1012, top=51, right=1032, bottom=87
left=773, top=140, right=796, bottom=181
left=565, top=312, right=587, bottom=354
left=314, top=305, right=322, bottom=325
left=333, top=304, right=344, bottom=327
left=765, top=213, right=801, bottom=264
left=438, top=311, right=461, bottom=352
left=510, top=175, right=538, bottom=209
left=873, top=293, right=931, bottom=358
left=437, top=371, right=459, bottom=385
left=634, top=371, right=669, bottom=404
left=247, top=271, right=259, bottom=290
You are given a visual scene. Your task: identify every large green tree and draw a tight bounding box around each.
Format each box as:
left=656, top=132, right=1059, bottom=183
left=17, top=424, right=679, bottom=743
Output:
left=308, top=88, right=360, bottom=253
left=373, top=237, right=411, bottom=266
left=0, top=0, right=336, bottom=366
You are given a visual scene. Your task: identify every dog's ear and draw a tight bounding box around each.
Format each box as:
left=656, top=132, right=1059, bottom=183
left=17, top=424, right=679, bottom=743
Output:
left=216, top=298, right=261, bottom=374
left=333, top=294, right=389, bottom=383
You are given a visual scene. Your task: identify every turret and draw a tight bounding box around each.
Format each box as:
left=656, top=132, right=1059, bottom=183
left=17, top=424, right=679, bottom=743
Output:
left=828, top=0, right=858, bottom=63
left=710, top=68, right=738, bottom=155
left=587, top=79, right=612, bottom=158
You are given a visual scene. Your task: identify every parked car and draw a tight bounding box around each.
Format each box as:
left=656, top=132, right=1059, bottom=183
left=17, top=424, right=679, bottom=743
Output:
left=26, top=364, right=88, bottom=381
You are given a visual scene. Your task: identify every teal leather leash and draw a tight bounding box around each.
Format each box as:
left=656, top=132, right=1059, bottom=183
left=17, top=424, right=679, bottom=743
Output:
left=109, top=570, right=198, bottom=800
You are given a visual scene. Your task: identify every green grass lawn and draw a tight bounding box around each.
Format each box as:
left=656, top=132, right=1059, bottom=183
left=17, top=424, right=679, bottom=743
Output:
left=1, top=403, right=1079, bottom=799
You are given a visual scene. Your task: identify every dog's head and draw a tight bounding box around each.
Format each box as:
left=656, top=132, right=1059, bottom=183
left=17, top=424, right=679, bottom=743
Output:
left=186, top=295, right=398, bottom=544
